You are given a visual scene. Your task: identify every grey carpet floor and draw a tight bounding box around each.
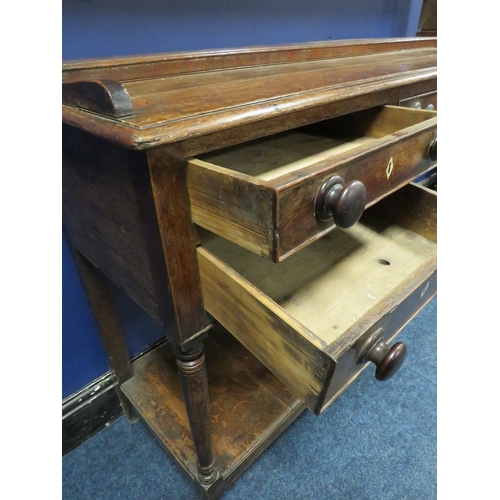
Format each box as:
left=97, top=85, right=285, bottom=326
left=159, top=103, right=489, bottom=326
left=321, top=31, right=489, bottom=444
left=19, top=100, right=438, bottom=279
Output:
left=62, top=296, right=437, bottom=500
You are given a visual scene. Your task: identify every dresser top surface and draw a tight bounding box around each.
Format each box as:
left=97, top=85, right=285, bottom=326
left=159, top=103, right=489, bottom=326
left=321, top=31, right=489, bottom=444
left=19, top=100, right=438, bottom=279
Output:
left=62, top=38, right=437, bottom=150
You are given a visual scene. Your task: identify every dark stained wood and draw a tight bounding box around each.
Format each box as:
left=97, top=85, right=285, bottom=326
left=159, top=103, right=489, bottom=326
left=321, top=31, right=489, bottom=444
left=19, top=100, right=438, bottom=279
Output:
left=122, top=49, right=434, bottom=100
left=62, top=38, right=437, bottom=83
left=417, top=0, right=437, bottom=37
left=276, top=114, right=437, bottom=259
left=62, top=40, right=438, bottom=497
left=62, top=68, right=436, bottom=150
left=355, top=328, right=408, bottom=381
left=428, top=137, right=437, bottom=161
left=175, top=343, right=216, bottom=484
left=371, top=342, right=407, bottom=381
left=417, top=30, right=437, bottom=37
left=70, top=251, right=137, bottom=421
left=197, top=183, right=437, bottom=415
left=180, top=78, right=437, bottom=157
left=62, top=125, right=163, bottom=321
left=62, top=39, right=436, bottom=150
left=63, top=122, right=217, bottom=347
left=62, top=79, right=133, bottom=117
left=62, top=125, right=187, bottom=341
left=146, top=145, right=213, bottom=345
left=71, top=251, right=133, bottom=383
left=122, top=51, right=436, bottom=127
left=321, top=267, right=437, bottom=410
left=187, top=105, right=437, bottom=261
left=121, top=327, right=304, bottom=498
left=209, top=325, right=299, bottom=408
left=399, top=91, right=437, bottom=110
left=315, top=177, right=367, bottom=227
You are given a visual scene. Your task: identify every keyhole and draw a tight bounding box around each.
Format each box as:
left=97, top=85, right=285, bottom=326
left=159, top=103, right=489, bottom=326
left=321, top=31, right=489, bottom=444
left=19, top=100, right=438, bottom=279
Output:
left=386, top=157, right=394, bottom=179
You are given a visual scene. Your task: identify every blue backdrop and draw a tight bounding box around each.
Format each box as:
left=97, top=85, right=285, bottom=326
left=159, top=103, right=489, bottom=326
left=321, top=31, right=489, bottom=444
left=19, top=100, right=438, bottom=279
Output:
left=62, top=0, right=424, bottom=399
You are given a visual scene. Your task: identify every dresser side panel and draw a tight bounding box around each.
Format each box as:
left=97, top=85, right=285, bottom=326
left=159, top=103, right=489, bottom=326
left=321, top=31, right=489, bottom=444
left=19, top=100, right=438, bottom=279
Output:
left=62, top=125, right=163, bottom=321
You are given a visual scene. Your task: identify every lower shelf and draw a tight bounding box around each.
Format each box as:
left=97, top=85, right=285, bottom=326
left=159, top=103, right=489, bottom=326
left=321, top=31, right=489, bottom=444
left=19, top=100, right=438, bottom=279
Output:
left=121, top=323, right=304, bottom=499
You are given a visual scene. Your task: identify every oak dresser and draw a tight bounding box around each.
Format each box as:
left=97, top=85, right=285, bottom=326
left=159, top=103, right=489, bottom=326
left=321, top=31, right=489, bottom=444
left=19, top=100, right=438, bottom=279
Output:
left=62, top=38, right=437, bottom=498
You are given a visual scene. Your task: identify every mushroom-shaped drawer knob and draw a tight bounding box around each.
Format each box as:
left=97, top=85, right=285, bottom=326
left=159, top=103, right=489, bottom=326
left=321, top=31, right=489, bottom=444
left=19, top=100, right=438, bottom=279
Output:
left=315, top=176, right=367, bottom=228
left=356, top=328, right=407, bottom=381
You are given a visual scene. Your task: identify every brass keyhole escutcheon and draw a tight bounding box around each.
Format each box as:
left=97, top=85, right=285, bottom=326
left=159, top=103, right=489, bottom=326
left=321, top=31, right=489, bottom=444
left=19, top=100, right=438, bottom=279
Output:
left=386, top=157, right=394, bottom=180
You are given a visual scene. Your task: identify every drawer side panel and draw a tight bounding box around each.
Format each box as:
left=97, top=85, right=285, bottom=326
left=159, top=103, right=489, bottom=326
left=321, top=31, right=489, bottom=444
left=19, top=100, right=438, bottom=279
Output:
left=188, top=159, right=275, bottom=258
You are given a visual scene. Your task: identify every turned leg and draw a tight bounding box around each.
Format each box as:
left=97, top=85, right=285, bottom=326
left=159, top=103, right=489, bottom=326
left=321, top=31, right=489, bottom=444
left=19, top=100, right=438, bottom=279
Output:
left=146, top=146, right=217, bottom=485
left=72, top=250, right=137, bottom=422
left=175, top=342, right=218, bottom=485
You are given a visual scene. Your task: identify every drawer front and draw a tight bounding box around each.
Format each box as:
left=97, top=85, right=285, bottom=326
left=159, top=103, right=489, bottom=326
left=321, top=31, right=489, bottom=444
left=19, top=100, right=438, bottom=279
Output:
left=321, top=270, right=437, bottom=410
left=399, top=91, right=437, bottom=110
left=188, top=105, right=437, bottom=262
left=197, top=184, right=437, bottom=414
left=276, top=119, right=436, bottom=259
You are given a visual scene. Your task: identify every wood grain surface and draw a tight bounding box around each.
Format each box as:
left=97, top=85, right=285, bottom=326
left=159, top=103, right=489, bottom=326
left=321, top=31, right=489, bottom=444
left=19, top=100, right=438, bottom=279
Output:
left=121, top=327, right=303, bottom=497
left=62, top=39, right=436, bottom=150
left=146, top=145, right=213, bottom=346
left=63, top=40, right=438, bottom=496
left=62, top=125, right=162, bottom=320
left=197, top=184, right=437, bottom=414
left=188, top=105, right=436, bottom=260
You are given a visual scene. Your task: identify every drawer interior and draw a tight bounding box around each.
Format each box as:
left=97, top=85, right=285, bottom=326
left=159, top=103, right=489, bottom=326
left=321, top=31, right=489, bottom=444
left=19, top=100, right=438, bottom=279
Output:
left=197, top=183, right=437, bottom=414
left=188, top=105, right=437, bottom=261
left=197, top=105, right=436, bottom=182
left=199, top=198, right=436, bottom=347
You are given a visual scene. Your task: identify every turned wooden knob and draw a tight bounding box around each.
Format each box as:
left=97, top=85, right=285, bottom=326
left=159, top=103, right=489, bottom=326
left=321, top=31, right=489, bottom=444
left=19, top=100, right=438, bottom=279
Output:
left=356, top=328, right=407, bottom=381
left=428, top=137, right=437, bottom=161
left=315, top=176, right=367, bottom=228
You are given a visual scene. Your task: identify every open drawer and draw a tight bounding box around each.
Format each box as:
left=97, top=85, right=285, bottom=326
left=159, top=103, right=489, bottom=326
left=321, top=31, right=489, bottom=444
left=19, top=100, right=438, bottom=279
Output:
left=187, top=105, right=437, bottom=262
left=197, top=183, right=437, bottom=415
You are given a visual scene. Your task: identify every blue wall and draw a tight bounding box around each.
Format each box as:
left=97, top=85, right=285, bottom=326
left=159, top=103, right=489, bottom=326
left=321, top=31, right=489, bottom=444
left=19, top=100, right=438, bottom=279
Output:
left=62, top=0, right=423, bottom=399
